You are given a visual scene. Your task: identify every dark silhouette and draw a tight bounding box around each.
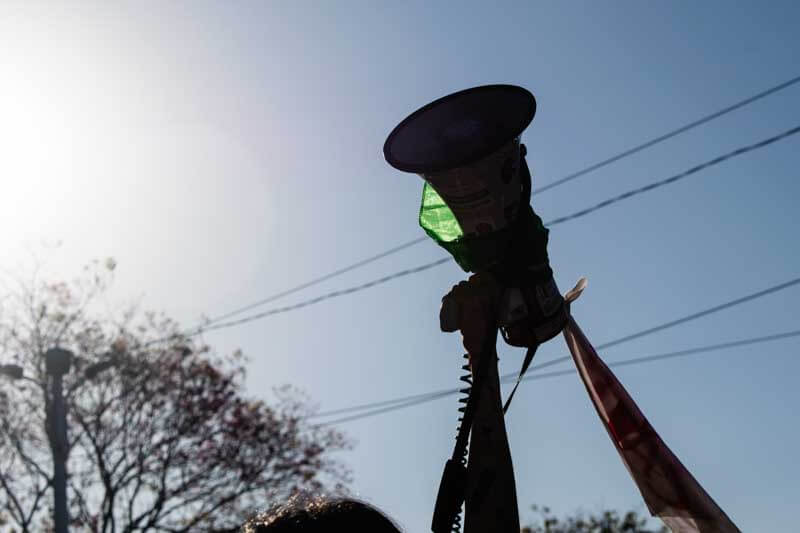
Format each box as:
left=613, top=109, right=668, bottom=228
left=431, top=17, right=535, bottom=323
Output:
left=241, top=498, right=401, bottom=533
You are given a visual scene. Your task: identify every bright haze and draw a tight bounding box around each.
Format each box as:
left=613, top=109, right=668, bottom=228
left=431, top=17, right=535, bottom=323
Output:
left=1, top=2, right=798, bottom=532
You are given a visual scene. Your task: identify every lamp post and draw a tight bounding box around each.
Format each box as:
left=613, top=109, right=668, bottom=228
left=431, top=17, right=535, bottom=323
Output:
left=44, top=347, right=72, bottom=533
left=1, top=350, right=120, bottom=533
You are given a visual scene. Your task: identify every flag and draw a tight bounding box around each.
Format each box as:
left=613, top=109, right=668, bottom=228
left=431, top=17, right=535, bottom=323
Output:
left=563, top=316, right=740, bottom=533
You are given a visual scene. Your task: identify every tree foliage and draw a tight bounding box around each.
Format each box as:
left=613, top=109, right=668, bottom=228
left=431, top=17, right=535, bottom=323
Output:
left=522, top=504, right=668, bottom=533
left=0, top=260, right=350, bottom=532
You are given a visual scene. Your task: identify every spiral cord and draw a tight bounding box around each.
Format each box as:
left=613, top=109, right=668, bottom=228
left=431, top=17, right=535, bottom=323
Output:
left=450, top=354, right=473, bottom=531
left=434, top=330, right=497, bottom=533
left=451, top=509, right=463, bottom=533
left=456, top=354, right=472, bottom=467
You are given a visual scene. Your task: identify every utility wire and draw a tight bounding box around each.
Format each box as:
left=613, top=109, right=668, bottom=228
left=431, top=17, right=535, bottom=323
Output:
left=200, top=75, right=800, bottom=327
left=309, top=275, right=800, bottom=419
left=174, top=127, right=800, bottom=340
left=192, top=258, right=451, bottom=334
left=204, top=236, right=428, bottom=325
left=533, top=74, right=800, bottom=194
left=546, top=124, right=800, bottom=226
left=314, top=328, right=800, bottom=427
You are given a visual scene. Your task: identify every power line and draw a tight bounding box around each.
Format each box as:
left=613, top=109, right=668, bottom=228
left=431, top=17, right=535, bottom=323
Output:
left=533, top=74, right=800, bottom=194
left=546, top=124, right=800, bottom=226
left=313, top=328, right=800, bottom=427
left=200, top=75, right=800, bottom=327
left=204, top=236, right=428, bottom=325
left=177, top=127, right=799, bottom=339
left=193, top=258, right=451, bottom=334
left=308, top=275, right=800, bottom=420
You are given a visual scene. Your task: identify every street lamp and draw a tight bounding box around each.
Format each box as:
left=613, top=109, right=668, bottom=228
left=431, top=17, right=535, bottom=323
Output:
left=82, top=356, right=118, bottom=381
left=1, top=349, right=120, bottom=533
left=44, top=348, right=72, bottom=533
left=0, top=363, right=24, bottom=380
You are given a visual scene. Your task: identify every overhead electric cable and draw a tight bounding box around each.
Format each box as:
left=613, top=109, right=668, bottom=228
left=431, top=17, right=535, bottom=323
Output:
left=173, top=128, right=799, bottom=340
left=193, top=258, right=451, bottom=334
left=204, top=236, right=428, bottom=325
left=309, top=275, right=800, bottom=419
left=313, top=328, right=800, bottom=427
left=546, top=124, right=800, bottom=226
left=533, top=74, right=800, bottom=194
left=200, top=75, right=800, bottom=327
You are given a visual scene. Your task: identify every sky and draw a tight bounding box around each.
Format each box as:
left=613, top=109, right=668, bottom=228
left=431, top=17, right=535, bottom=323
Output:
left=1, top=1, right=799, bottom=531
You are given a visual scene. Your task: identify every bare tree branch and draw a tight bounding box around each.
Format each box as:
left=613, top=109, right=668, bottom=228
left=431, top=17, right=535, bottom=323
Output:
left=0, top=260, right=350, bottom=531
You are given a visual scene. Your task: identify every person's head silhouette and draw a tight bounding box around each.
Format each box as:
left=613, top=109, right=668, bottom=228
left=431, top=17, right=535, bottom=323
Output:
left=242, top=497, right=401, bottom=533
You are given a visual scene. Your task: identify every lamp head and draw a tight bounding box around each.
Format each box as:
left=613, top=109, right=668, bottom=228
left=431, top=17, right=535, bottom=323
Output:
left=0, top=364, right=24, bottom=380
left=45, top=347, right=73, bottom=376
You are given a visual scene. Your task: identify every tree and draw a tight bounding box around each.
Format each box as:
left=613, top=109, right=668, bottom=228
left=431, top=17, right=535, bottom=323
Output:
left=0, top=260, right=350, bottom=532
left=522, top=504, right=668, bottom=533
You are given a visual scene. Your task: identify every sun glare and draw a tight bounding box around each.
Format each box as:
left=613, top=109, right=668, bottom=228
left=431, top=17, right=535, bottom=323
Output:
left=0, top=13, right=104, bottom=247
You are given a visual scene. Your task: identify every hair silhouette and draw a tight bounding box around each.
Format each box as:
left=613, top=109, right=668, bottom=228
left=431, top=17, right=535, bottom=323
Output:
left=242, top=497, right=401, bottom=533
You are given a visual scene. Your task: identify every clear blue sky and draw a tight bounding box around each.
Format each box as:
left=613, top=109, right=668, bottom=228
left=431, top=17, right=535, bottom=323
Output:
left=1, top=2, right=798, bottom=531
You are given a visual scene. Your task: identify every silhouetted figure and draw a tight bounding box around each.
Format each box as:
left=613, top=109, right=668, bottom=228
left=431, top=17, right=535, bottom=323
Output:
left=242, top=498, right=401, bottom=533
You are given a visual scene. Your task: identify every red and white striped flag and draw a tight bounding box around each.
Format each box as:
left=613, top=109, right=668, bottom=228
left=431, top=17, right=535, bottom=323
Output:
left=563, top=316, right=741, bottom=533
